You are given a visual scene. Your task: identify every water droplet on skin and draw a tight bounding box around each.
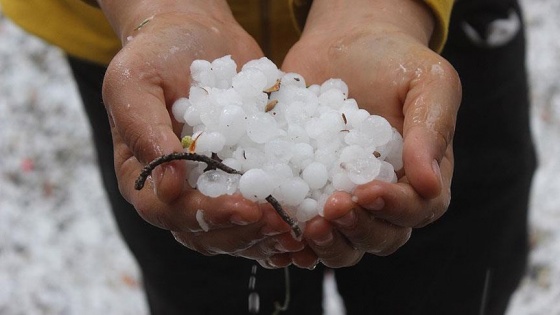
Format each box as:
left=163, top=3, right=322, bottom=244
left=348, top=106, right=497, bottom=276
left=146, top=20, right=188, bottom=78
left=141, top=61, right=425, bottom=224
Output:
left=430, top=63, right=444, bottom=77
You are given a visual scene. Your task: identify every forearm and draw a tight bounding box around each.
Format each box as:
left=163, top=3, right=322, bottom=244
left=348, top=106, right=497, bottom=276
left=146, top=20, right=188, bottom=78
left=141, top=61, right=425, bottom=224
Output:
left=95, top=0, right=235, bottom=43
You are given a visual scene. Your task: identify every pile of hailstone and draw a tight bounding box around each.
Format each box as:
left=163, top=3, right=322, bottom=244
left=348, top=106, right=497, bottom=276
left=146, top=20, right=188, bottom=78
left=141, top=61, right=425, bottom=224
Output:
left=172, top=55, right=403, bottom=223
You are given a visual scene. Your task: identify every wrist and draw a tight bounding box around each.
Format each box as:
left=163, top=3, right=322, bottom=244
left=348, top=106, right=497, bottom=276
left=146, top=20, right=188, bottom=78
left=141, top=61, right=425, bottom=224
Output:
left=96, top=0, right=235, bottom=43
left=302, top=0, right=435, bottom=47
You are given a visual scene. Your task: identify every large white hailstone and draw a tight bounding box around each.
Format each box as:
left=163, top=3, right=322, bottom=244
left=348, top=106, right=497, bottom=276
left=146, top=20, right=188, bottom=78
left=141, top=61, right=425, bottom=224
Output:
left=263, top=161, right=293, bottom=184
left=308, top=84, right=321, bottom=96
left=281, top=72, right=306, bottom=88
left=384, top=129, right=404, bottom=171
left=197, top=170, right=240, bottom=197
left=218, top=105, right=247, bottom=145
left=296, top=198, right=318, bottom=222
left=319, top=89, right=347, bottom=110
left=378, top=161, right=399, bottom=183
left=359, top=115, right=393, bottom=148
left=193, top=131, right=226, bottom=154
left=239, top=169, right=275, bottom=201
left=232, top=68, right=268, bottom=99
left=211, top=55, right=237, bottom=89
left=286, top=125, right=310, bottom=143
left=171, top=98, right=189, bottom=123
left=242, top=57, right=282, bottom=90
left=343, top=107, right=370, bottom=129
left=320, top=78, right=349, bottom=97
left=271, top=84, right=318, bottom=108
left=186, top=161, right=206, bottom=188
left=190, top=59, right=213, bottom=85
left=246, top=112, right=283, bottom=143
left=221, top=157, right=242, bottom=172
left=182, top=99, right=203, bottom=126
left=274, top=177, right=310, bottom=207
left=174, top=55, right=403, bottom=223
left=332, top=170, right=357, bottom=193
left=344, top=155, right=382, bottom=185
left=290, top=142, right=314, bottom=169
left=238, top=147, right=266, bottom=172
left=302, top=162, right=329, bottom=190
left=265, top=139, right=293, bottom=162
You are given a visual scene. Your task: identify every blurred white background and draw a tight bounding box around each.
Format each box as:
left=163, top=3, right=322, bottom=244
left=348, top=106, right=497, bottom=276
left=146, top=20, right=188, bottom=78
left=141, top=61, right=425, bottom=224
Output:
left=1, top=1, right=559, bottom=314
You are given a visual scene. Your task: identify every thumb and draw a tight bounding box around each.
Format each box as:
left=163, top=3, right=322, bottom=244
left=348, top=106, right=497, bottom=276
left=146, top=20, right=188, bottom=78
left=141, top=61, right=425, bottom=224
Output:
left=103, top=53, right=187, bottom=203
left=402, top=60, right=461, bottom=199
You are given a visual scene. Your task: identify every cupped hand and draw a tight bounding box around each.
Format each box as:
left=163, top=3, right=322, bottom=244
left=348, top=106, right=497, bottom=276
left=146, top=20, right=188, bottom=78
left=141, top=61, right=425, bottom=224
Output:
left=276, top=0, right=461, bottom=268
left=101, top=4, right=303, bottom=259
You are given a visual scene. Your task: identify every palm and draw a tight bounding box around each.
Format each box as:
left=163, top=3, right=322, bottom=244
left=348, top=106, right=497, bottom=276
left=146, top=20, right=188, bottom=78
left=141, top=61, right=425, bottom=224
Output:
left=280, top=24, right=461, bottom=267
left=103, top=13, right=304, bottom=260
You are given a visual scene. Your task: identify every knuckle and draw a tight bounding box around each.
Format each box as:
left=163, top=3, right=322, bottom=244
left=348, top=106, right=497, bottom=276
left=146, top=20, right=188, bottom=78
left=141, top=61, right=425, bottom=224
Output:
left=368, top=224, right=411, bottom=256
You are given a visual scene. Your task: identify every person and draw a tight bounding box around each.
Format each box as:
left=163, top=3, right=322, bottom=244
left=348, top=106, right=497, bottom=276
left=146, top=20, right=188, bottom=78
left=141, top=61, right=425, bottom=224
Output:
left=0, top=0, right=534, bottom=314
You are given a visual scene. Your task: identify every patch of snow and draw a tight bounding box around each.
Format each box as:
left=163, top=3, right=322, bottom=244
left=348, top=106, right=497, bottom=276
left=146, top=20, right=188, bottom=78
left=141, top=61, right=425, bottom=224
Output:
left=1, top=1, right=559, bottom=313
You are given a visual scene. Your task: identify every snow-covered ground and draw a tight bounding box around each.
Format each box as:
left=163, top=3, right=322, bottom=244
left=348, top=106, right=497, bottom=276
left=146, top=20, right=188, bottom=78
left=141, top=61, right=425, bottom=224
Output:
left=0, top=1, right=558, bottom=314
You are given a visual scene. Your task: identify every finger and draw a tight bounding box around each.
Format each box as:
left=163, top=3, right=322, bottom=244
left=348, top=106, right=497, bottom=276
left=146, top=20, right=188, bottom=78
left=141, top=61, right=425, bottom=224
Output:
left=172, top=208, right=299, bottom=257
left=237, top=232, right=306, bottom=261
left=289, top=246, right=319, bottom=270
left=351, top=164, right=452, bottom=228
left=259, top=254, right=292, bottom=269
left=113, top=125, right=265, bottom=232
left=323, top=192, right=412, bottom=255
left=170, top=206, right=287, bottom=256
left=401, top=58, right=461, bottom=199
left=172, top=227, right=264, bottom=256
left=304, top=217, right=364, bottom=268
left=103, top=48, right=188, bottom=203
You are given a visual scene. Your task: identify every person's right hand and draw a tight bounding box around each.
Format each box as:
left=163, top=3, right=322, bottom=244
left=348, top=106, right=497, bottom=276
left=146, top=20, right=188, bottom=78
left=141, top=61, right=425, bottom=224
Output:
left=99, top=1, right=305, bottom=259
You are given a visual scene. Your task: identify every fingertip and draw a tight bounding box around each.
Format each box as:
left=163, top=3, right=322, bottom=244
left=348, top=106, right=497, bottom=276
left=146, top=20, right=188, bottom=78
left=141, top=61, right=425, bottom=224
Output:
left=291, top=247, right=319, bottom=270
left=227, top=195, right=264, bottom=225
left=402, top=129, right=443, bottom=199
left=153, top=160, right=187, bottom=203
left=304, top=217, right=333, bottom=244
left=352, top=182, right=385, bottom=209
left=322, top=191, right=354, bottom=220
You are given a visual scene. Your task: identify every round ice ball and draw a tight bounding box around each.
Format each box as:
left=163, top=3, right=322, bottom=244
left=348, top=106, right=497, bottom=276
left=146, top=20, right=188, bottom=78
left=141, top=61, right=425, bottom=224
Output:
left=275, top=177, right=310, bottom=207
left=196, top=170, right=240, bottom=197
left=239, top=168, right=275, bottom=201
left=296, top=198, right=318, bottom=222
left=302, top=162, right=328, bottom=190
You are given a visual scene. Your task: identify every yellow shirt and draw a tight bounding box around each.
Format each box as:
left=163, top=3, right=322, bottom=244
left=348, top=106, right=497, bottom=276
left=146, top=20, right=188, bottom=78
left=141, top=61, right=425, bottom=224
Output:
left=0, top=0, right=453, bottom=66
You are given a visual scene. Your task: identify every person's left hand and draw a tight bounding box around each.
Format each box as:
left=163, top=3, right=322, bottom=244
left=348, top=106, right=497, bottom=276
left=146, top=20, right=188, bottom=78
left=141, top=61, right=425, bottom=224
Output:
left=260, top=0, right=461, bottom=269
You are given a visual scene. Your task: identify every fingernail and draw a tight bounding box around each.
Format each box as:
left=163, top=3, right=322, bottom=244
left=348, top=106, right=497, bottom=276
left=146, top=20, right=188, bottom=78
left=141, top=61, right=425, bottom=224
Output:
left=274, top=241, right=287, bottom=253
left=432, top=159, right=443, bottom=186
left=313, top=231, right=333, bottom=246
left=267, top=259, right=282, bottom=269
left=260, top=226, right=283, bottom=236
left=152, top=167, right=163, bottom=194
left=367, top=198, right=385, bottom=211
left=230, top=214, right=251, bottom=226
left=334, top=211, right=356, bottom=228
left=308, top=260, right=320, bottom=270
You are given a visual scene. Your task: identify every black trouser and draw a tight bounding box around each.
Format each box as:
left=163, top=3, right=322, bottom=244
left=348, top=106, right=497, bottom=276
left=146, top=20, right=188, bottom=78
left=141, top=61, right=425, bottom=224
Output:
left=67, top=1, right=535, bottom=313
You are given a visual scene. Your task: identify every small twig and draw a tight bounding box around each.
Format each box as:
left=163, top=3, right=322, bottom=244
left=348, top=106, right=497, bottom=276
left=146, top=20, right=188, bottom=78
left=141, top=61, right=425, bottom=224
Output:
left=134, top=152, right=241, bottom=190
left=265, top=196, right=301, bottom=237
left=135, top=152, right=302, bottom=237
